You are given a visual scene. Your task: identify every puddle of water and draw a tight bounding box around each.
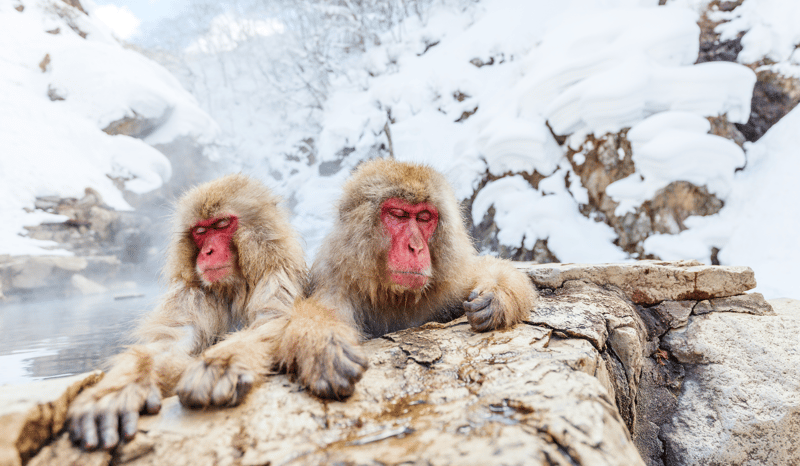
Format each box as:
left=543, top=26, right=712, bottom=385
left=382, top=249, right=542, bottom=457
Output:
left=0, top=285, right=162, bottom=386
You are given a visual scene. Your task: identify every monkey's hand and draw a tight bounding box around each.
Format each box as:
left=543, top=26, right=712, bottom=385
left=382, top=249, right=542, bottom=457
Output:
left=464, top=290, right=509, bottom=332
left=298, top=329, right=367, bottom=400
left=176, top=357, right=255, bottom=409
left=464, top=286, right=533, bottom=332
left=68, top=381, right=161, bottom=451
left=278, top=298, right=368, bottom=400
left=464, top=257, right=537, bottom=332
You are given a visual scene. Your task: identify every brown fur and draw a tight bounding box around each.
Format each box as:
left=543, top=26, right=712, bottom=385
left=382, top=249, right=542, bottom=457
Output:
left=275, top=159, right=537, bottom=400
left=68, top=174, right=306, bottom=450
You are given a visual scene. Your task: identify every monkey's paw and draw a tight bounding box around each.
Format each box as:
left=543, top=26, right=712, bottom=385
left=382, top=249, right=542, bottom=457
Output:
left=464, top=290, right=510, bottom=332
left=68, top=382, right=161, bottom=451
left=301, top=332, right=368, bottom=401
left=177, top=358, right=255, bottom=409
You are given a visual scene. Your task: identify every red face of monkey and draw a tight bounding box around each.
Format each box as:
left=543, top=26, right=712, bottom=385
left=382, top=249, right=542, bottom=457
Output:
left=191, top=215, right=239, bottom=283
left=380, top=198, right=439, bottom=289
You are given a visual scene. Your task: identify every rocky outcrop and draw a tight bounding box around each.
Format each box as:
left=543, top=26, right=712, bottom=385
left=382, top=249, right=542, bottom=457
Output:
left=7, top=261, right=800, bottom=466
left=566, top=132, right=727, bottom=261
left=522, top=260, right=756, bottom=304
left=0, top=188, right=155, bottom=299
left=23, top=188, right=153, bottom=261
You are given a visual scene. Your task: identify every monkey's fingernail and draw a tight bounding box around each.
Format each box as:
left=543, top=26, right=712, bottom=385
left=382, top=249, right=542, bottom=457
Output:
left=468, top=291, right=480, bottom=301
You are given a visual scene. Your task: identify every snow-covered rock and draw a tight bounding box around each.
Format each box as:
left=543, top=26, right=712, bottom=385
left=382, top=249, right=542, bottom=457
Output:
left=0, top=0, right=219, bottom=257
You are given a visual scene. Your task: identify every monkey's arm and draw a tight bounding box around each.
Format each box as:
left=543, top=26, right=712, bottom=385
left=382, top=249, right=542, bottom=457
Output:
left=272, top=294, right=368, bottom=400
left=176, top=270, right=300, bottom=408
left=463, top=255, right=538, bottom=332
left=68, top=286, right=210, bottom=450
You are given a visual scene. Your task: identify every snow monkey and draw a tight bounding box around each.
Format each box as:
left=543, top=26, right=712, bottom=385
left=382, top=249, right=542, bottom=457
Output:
left=275, top=159, right=538, bottom=400
left=68, top=174, right=306, bottom=450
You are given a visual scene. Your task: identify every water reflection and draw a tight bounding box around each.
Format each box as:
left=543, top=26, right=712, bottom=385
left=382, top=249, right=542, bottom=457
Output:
left=0, top=285, right=162, bottom=386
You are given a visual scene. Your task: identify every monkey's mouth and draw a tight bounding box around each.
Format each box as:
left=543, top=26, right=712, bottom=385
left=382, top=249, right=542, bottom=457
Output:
left=388, top=269, right=430, bottom=289
left=200, top=265, right=232, bottom=283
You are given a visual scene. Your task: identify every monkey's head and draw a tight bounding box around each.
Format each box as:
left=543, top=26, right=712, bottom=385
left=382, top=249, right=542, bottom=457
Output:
left=334, top=159, right=471, bottom=295
left=167, top=173, right=293, bottom=289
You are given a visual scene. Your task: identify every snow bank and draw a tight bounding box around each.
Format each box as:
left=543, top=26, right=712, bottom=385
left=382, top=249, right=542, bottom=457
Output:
left=646, top=105, right=800, bottom=298
left=0, top=0, right=218, bottom=255
left=182, top=0, right=755, bottom=264
left=607, top=111, right=746, bottom=215
left=154, top=0, right=797, bottom=298
left=472, top=173, right=627, bottom=263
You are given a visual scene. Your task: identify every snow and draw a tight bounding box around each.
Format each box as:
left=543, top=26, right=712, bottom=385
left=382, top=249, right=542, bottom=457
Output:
left=92, top=4, right=139, bottom=40
left=472, top=173, right=627, bottom=263
left=608, top=111, right=746, bottom=215
left=712, top=0, right=800, bottom=64
left=0, top=0, right=218, bottom=255
left=3, top=0, right=800, bottom=299
left=646, top=106, right=800, bottom=298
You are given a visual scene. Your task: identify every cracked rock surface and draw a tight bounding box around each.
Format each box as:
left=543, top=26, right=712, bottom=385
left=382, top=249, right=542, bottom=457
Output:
left=29, top=316, right=644, bottom=466
left=10, top=261, right=800, bottom=466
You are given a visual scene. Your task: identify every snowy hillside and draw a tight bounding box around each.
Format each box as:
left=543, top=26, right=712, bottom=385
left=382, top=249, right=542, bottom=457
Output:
left=0, top=0, right=218, bottom=256
left=2, top=0, right=799, bottom=299
left=159, top=0, right=800, bottom=298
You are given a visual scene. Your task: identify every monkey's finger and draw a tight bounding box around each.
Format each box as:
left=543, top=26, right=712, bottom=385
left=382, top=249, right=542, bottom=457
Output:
left=313, top=357, right=354, bottom=400
left=339, top=346, right=368, bottom=381
left=211, top=371, right=237, bottom=406
left=179, top=362, right=219, bottom=408
left=467, top=307, right=494, bottom=332
left=464, top=291, right=495, bottom=313
left=320, top=373, right=354, bottom=400
left=144, top=386, right=162, bottom=414
left=98, top=412, right=120, bottom=450
left=79, top=412, right=99, bottom=450
left=69, top=413, right=87, bottom=446
left=342, top=343, right=368, bottom=368
left=120, top=410, right=139, bottom=441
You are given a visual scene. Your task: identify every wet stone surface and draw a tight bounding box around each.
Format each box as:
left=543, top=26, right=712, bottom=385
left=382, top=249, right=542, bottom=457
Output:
left=27, top=314, right=644, bottom=466
left=12, top=261, right=798, bottom=466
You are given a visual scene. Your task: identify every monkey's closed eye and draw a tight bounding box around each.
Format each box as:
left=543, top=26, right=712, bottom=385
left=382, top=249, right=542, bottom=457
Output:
left=417, top=211, right=432, bottom=222
left=194, top=226, right=207, bottom=235
left=389, top=209, right=410, bottom=219
left=213, top=218, right=232, bottom=229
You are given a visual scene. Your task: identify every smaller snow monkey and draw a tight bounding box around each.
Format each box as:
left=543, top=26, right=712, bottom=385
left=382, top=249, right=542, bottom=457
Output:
left=68, top=174, right=306, bottom=450
left=274, top=159, right=538, bottom=399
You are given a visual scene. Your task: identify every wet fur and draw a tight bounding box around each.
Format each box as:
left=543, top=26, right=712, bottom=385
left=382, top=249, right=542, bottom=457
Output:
left=275, top=159, right=538, bottom=399
left=68, top=174, right=306, bottom=450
